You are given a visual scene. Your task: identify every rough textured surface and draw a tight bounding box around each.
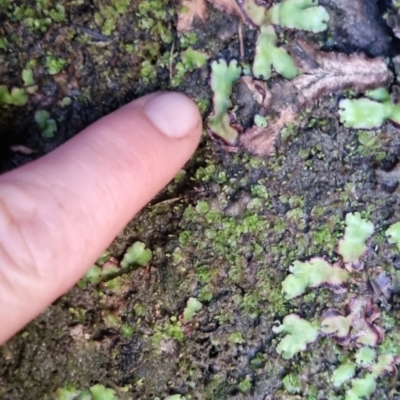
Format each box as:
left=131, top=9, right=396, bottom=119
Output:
left=1, top=0, right=400, bottom=399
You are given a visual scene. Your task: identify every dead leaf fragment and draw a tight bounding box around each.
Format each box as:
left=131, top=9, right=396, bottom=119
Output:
left=240, top=39, right=392, bottom=155
left=177, top=0, right=208, bottom=32
left=321, top=296, right=384, bottom=347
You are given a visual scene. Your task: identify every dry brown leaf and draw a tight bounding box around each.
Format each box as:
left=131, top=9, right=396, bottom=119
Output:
left=240, top=106, right=296, bottom=154
left=241, top=39, right=393, bottom=156
left=240, top=76, right=271, bottom=108
left=177, top=0, right=208, bottom=32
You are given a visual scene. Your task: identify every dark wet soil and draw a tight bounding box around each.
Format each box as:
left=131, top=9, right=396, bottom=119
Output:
left=1, top=1, right=400, bottom=399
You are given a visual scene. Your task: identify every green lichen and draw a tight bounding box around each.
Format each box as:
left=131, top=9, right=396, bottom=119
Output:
left=281, top=257, right=349, bottom=300
left=339, top=88, right=400, bottom=129
left=345, top=374, right=376, bottom=400
left=183, top=297, right=203, bottom=322
left=338, top=213, right=374, bottom=264
left=385, top=221, right=400, bottom=252
left=252, top=24, right=298, bottom=80
left=207, top=59, right=242, bottom=144
left=120, top=241, right=152, bottom=269
left=34, top=110, right=57, bottom=138
left=332, top=362, right=356, bottom=388
left=355, top=347, right=376, bottom=368
left=272, top=314, right=319, bottom=359
left=268, top=0, right=329, bottom=33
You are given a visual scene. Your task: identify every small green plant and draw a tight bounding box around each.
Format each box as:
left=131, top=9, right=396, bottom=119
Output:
left=34, top=110, right=57, bottom=138
left=183, top=297, right=202, bottom=322
left=45, top=54, right=67, bottom=75
left=0, top=86, right=28, bottom=106
left=339, top=88, right=400, bottom=129
left=207, top=59, right=242, bottom=144
left=332, top=362, right=356, bottom=388
left=120, top=241, right=152, bottom=269
left=282, top=373, right=302, bottom=394
left=337, top=212, right=374, bottom=264
left=268, top=0, right=329, bottom=33
left=252, top=24, right=298, bottom=80
left=272, top=314, right=319, bottom=359
left=282, top=257, right=349, bottom=299
left=385, top=221, right=400, bottom=252
left=55, top=384, right=117, bottom=400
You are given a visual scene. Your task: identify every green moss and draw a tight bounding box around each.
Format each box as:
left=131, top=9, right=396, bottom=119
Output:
left=238, top=377, right=252, bottom=394
left=283, top=373, right=301, bottom=394
left=228, top=332, right=245, bottom=344
left=120, top=241, right=152, bottom=269
left=35, top=110, right=57, bottom=138
left=45, top=54, right=67, bottom=75
left=0, top=86, right=28, bottom=106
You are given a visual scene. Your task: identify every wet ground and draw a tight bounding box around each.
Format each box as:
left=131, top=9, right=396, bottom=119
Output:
left=1, top=0, right=400, bottom=399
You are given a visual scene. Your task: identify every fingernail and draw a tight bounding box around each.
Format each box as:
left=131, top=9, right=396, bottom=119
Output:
left=144, top=92, right=200, bottom=139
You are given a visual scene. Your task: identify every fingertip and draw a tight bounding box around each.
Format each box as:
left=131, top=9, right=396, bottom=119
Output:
left=143, top=92, right=202, bottom=140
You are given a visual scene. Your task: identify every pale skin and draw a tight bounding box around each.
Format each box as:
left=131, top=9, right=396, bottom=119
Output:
left=0, top=92, right=202, bottom=344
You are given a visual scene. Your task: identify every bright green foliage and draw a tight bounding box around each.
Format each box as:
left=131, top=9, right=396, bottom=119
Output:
left=345, top=374, right=376, bottom=400
left=338, top=213, right=374, bottom=264
left=90, top=384, right=117, bottom=400
left=165, top=395, right=186, bottom=400
left=45, top=55, right=67, bottom=75
left=82, top=265, right=103, bottom=285
left=181, top=47, right=207, bottom=69
left=385, top=221, right=400, bottom=252
left=120, top=241, right=152, bottom=269
left=355, top=347, right=376, bottom=368
left=229, top=332, right=245, bottom=344
left=0, top=86, right=28, bottom=106
left=55, top=384, right=116, bottom=400
left=22, top=68, right=35, bottom=86
left=371, top=353, right=397, bottom=376
left=339, top=88, right=400, bottom=129
left=268, top=0, right=329, bottom=33
left=272, top=314, right=319, bottom=359
left=34, top=110, right=57, bottom=138
left=283, top=373, right=301, bottom=394
left=183, top=297, right=203, bottom=322
left=207, top=59, right=241, bottom=144
left=252, top=24, right=298, bottom=80
left=332, top=362, right=356, bottom=388
left=282, top=257, right=349, bottom=299
left=238, top=377, right=252, bottom=393
left=0, top=37, right=7, bottom=50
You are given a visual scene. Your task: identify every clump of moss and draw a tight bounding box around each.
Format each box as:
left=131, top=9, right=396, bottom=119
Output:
left=385, top=221, right=400, bottom=252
